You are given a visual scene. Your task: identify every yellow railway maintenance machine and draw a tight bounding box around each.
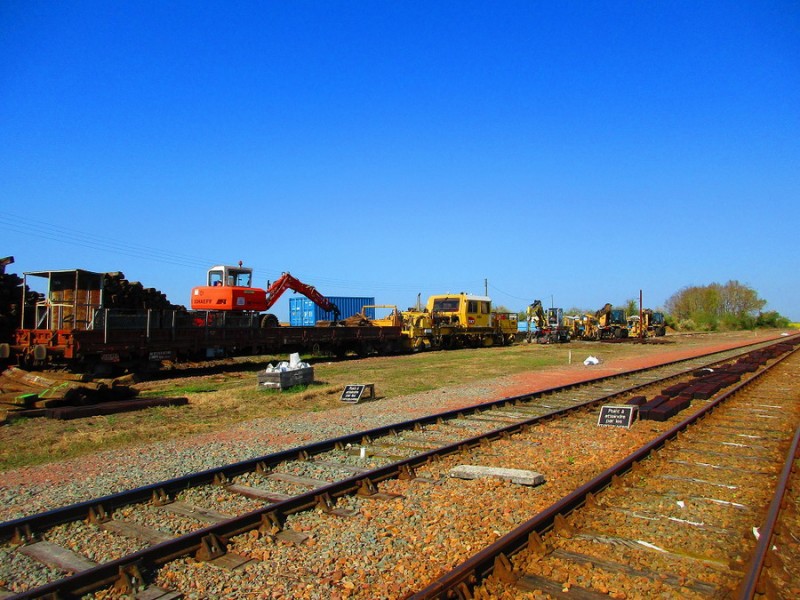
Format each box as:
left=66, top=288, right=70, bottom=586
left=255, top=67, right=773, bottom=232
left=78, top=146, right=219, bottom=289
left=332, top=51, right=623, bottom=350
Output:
left=363, top=295, right=517, bottom=351
left=425, top=293, right=516, bottom=348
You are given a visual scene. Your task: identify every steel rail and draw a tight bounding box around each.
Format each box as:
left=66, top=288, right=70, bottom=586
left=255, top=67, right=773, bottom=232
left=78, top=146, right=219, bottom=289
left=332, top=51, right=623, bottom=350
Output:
left=1, top=339, right=773, bottom=543
left=4, top=338, right=795, bottom=599
left=736, top=424, right=800, bottom=599
left=408, top=343, right=800, bottom=600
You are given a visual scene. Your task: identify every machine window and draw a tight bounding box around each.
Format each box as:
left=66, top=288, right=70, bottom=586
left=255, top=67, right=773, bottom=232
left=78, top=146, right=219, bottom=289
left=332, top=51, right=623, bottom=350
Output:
left=234, top=271, right=251, bottom=287
left=209, top=271, right=224, bottom=286
left=433, top=299, right=459, bottom=312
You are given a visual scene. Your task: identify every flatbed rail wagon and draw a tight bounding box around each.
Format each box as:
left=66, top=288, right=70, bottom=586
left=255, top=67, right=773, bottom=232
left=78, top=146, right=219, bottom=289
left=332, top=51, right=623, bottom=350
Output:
left=7, top=269, right=403, bottom=372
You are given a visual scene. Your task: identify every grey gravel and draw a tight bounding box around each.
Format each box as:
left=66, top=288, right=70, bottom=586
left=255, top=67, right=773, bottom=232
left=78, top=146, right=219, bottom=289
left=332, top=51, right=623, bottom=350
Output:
left=0, top=380, right=509, bottom=523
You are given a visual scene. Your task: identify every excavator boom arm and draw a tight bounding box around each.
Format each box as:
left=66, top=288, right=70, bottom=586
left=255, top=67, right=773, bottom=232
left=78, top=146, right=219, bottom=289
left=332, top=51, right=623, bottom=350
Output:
left=264, top=273, right=340, bottom=320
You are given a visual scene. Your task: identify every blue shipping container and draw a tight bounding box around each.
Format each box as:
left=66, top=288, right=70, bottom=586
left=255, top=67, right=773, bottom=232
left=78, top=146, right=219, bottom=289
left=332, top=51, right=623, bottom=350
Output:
left=289, top=297, right=376, bottom=326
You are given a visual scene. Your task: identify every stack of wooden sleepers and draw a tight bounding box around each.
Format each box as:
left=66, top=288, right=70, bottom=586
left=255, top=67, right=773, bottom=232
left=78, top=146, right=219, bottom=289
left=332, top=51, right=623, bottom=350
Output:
left=0, top=367, right=187, bottom=423
left=626, top=343, right=796, bottom=422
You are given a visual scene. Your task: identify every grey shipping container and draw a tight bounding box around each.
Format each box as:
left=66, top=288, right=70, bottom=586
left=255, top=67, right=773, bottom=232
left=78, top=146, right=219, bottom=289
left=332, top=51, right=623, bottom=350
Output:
left=289, top=297, right=376, bottom=326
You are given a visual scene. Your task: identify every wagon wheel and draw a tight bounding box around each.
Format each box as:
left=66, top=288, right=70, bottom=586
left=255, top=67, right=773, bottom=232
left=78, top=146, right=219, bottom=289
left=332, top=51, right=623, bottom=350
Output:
left=260, top=314, right=280, bottom=328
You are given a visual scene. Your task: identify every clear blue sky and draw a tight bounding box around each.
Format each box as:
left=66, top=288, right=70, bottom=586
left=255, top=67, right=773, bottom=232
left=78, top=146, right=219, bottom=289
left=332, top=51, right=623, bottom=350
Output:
left=2, top=2, right=798, bottom=321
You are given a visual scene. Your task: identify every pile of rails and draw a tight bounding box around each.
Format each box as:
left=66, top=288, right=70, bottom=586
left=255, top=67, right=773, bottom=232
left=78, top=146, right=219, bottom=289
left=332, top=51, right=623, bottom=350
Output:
left=101, top=271, right=184, bottom=311
left=627, top=342, right=794, bottom=421
left=0, top=367, right=187, bottom=424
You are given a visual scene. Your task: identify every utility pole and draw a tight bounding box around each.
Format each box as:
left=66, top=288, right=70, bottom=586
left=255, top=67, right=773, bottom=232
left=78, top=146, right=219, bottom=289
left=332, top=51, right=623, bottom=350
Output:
left=485, top=278, right=488, bottom=296
left=639, top=289, right=644, bottom=339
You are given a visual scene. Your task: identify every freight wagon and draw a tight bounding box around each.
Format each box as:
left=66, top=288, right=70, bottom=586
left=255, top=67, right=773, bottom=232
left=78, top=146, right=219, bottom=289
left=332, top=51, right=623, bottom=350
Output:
left=4, top=267, right=520, bottom=374
left=7, top=269, right=403, bottom=374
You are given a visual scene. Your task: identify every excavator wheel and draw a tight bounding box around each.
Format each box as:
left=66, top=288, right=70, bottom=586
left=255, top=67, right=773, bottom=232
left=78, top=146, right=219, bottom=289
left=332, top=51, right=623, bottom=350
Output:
left=260, top=314, right=280, bottom=328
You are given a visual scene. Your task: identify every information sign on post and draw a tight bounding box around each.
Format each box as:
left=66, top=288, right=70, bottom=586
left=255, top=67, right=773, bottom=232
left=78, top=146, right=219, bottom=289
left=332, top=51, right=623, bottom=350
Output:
left=340, top=383, right=375, bottom=403
left=597, top=405, right=637, bottom=428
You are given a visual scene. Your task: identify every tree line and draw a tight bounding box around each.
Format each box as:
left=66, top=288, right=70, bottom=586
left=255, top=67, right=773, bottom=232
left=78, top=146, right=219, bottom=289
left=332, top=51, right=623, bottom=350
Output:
left=664, top=280, right=790, bottom=331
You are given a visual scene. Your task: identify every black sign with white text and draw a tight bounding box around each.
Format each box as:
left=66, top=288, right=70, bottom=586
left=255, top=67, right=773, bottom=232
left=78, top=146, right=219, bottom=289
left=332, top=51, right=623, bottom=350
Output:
left=597, top=405, right=637, bottom=428
left=341, top=384, right=367, bottom=403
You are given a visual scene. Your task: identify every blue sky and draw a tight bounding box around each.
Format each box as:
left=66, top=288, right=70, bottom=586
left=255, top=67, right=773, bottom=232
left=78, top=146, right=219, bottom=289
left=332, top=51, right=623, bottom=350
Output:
left=2, top=2, right=798, bottom=320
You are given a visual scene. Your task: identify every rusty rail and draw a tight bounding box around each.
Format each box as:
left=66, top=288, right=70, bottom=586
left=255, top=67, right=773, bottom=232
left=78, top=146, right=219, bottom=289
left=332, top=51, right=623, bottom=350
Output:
left=736, top=424, right=800, bottom=599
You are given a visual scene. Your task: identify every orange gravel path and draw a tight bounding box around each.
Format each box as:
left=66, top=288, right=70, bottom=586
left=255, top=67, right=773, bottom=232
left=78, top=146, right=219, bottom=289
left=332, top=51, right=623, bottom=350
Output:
left=492, top=337, right=778, bottom=399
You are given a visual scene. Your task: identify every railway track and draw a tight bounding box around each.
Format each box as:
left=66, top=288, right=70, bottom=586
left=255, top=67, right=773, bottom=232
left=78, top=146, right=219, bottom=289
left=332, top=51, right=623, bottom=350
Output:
left=0, top=337, right=797, bottom=598
left=413, top=339, right=800, bottom=599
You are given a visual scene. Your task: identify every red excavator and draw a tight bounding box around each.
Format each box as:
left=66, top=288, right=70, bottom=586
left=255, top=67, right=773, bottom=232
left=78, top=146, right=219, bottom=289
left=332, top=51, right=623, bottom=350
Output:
left=190, top=263, right=340, bottom=327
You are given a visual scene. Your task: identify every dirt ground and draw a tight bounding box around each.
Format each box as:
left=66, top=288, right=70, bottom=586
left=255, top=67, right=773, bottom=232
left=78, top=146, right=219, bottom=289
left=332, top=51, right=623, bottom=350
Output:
left=478, top=330, right=790, bottom=398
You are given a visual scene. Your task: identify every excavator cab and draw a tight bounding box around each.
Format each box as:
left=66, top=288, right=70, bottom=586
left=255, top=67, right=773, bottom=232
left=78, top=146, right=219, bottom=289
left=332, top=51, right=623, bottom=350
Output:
left=191, top=264, right=268, bottom=312
left=207, top=265, right=252, bottom=288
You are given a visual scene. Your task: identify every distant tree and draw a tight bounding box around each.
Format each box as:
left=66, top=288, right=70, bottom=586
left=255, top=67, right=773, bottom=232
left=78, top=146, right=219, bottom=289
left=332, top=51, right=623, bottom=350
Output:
left=493, top=304, right=512, bottom=313
left=622, top=298, right=638, bottom=318
left=756, top=311, right=791, bottom=328
left=665, top=281, right=772, bottom=331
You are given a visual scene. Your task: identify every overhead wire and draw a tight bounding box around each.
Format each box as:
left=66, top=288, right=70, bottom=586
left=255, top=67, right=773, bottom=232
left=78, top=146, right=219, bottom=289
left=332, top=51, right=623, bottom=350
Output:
left=0, top=213, right=218, bottom=271
left=0, top=212, right=479, bottom=297
left=488, top=283, right=532, bottom=303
